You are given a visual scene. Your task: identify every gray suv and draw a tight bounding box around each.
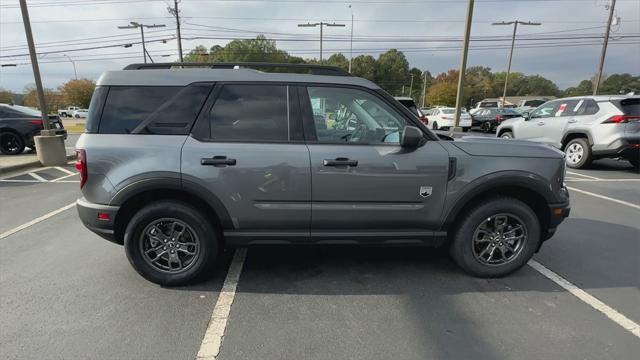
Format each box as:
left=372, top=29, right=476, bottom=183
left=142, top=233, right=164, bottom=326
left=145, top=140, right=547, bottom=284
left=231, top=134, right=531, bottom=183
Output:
left=76, top=63, right=570, bottom=285
left=496, top=96, right=640, bottom=169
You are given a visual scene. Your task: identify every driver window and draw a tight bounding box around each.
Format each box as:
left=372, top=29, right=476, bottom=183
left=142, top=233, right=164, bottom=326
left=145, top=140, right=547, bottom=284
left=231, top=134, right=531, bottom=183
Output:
left=531, top=101, right=560, bottom=119
left=306, top=86, right=409, bottom=144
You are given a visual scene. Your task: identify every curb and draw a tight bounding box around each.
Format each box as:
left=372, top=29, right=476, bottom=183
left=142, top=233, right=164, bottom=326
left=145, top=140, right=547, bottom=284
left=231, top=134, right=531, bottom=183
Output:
left=0, top=154, right=76, bottom=175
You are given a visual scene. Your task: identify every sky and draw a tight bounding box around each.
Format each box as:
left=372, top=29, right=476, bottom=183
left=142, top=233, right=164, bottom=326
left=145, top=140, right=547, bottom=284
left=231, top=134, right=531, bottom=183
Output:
left=0, top=0, right=639, bottom=93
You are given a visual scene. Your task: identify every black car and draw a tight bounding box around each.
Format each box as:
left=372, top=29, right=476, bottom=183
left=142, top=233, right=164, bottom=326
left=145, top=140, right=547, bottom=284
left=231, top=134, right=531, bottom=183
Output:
left=0, top=104, right=66, bottom=155
left=471, top=107, right=522, bottom=133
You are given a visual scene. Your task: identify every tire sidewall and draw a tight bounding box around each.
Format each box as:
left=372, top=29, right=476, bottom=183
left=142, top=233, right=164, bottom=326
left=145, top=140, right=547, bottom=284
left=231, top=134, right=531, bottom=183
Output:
left=0, top=132, right=25, bottom=155
left=564, top=138, right=591, bottom=169
left=450, top=198, right=540, bottom=277
left=500, top=131, right=513, bottom=139
left=124, top=201, right=218, bottom=286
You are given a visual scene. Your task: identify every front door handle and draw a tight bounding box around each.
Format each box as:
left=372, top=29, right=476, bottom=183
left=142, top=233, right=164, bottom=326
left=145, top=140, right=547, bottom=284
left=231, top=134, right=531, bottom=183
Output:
left=568, top=119, right=577, bottom=124
left=201, top=156, right=236, bottom=167
left=537, top=121, right=545, bottom=126
left=323, top=157, right=358, bottom=167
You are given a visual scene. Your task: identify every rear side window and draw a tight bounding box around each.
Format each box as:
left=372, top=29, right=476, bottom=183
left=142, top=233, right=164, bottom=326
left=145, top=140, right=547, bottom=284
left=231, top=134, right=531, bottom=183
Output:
left=618, top=98, right=640, bottom=115
left=98, top=84, right=211, bottom=134
left=208, top=84, right=289, bottom=142
left=573, top=99, right=600, bottom=116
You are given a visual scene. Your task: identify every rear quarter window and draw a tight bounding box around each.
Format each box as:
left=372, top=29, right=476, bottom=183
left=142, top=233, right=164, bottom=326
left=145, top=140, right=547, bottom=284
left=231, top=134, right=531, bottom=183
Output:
left=97, top=84, right=212, bottom=134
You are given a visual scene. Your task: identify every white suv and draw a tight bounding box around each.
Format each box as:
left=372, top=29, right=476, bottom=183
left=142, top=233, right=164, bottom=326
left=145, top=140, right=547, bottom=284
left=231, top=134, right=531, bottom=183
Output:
left=496, top=96, right=640, bottom=169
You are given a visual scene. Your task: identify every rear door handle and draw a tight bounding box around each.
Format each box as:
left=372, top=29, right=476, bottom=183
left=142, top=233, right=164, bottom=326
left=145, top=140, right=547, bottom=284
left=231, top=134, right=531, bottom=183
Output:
left=201, top=156, right=236, bottom=167
left=537, top=121, right=545, bottom=126
left=568, top=119, right=577, bottom=124
left=323, top=157, right=358, bottom=167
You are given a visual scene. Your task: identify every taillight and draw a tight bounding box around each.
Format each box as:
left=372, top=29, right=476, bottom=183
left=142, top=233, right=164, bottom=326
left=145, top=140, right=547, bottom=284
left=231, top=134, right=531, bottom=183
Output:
left=496, top=115, right=505, bottom=122
left=420, top=115, right=428, bottom=125
left=29, top=119, right=43, bottom=126
left=603, top=115, right=640, bottom=124
left=75, top=149, right=87, bottom=188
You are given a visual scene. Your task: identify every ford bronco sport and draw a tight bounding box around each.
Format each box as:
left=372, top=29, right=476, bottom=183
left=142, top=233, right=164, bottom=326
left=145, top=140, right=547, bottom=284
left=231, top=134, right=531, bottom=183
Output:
left=76, top=62, right=570, bottom=285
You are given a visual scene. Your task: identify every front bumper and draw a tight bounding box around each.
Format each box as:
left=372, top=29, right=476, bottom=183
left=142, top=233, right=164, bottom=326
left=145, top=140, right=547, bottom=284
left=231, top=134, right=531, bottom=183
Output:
left=543, top=199, right=571, bottom=241
left=76, top=197, right=120, bottom=244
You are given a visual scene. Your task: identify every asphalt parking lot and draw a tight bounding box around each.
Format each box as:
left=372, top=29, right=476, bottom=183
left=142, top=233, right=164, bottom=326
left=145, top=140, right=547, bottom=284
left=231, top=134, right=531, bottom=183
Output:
left=1, top=133, right=638, bottom=360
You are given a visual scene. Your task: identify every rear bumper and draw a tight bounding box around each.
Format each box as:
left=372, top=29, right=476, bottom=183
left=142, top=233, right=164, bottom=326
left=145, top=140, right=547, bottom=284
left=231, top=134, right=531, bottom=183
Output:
left=76, top=197, right=120, bottom=244
left=592, top=140, right=640, bottom=160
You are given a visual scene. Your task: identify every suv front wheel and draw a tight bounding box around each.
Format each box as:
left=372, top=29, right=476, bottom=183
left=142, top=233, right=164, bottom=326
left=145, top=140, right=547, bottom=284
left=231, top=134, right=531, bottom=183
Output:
left=450, top=197, right=540, bottom=277
left=124, top=200, right=219, bottom=286
left=564, top=138, right=592, bottom=169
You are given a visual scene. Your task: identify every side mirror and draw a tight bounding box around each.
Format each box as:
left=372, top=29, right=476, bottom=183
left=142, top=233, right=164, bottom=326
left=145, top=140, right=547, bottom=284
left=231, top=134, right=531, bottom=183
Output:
left=522, top=112, right=530, bottom=120
left=400, top=126, right=423, bottom=147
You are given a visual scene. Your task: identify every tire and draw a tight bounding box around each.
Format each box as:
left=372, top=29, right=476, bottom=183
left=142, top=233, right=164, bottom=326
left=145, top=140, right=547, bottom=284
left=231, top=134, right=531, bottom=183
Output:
left=481, top=122, right=491, bottom=133
left=432, top=121, right=439, bottom=130
left=462, top=127, right=470, bottom=132
left=564, top=137, right=592, bottom=169
left=449, top=197, right=540, bottom=278
left=124, top=200, right=219, bottom=286
left=500, top=131, right=513, bottom=139
left=0, top=131, right=25, bottom=155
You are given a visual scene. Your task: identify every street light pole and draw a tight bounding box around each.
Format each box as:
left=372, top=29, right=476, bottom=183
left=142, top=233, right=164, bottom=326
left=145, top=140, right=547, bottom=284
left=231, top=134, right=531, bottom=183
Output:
left=594, top=0, right=617, bottom=95
left=64, top=54, right=77, bottom=79
left=453, top=0, right=474, bottom=134
left=349, top=5, right=354, bottom=73
left=492, top=20, right=541, bottom=107
left=118, top=22, right=166, bottom=64
left=298, top=22, right=346, bottom=63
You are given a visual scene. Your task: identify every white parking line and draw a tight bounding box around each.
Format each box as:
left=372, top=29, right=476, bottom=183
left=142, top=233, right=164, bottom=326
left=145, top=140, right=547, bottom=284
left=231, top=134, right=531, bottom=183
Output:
left=566, top=171, right=601, bottom=180
left=566, top=179, right=640, bottom=182
left=197, top=248, right=247, bottom=360
left=55, top=166, right=76, bottom=175
left=529, top=260, right=639, bottom=338
left=0, top=202, right=76, bottom=240
left=28, top=172, right=47, bottom=182
left=51, top=172, right=79, bottom=182
left=567, top=186, right=640, bottom=210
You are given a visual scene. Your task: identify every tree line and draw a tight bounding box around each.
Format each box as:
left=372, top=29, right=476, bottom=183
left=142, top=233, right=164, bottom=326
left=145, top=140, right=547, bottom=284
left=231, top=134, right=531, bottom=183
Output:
left=1, top=35, right=637, bottom=110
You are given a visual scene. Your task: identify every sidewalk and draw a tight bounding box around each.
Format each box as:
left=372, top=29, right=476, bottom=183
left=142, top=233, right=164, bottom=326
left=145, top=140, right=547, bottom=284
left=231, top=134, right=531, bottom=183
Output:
left=0, top=148, right=76, bottom=175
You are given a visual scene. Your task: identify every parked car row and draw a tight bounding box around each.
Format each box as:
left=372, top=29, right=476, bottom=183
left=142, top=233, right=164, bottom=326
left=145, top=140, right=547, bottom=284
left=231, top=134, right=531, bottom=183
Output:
left=496, top=95, right=640, bottom=169
left=0, top=103, right=67, bottom=155
left=58, top=106, right=88, bottom=118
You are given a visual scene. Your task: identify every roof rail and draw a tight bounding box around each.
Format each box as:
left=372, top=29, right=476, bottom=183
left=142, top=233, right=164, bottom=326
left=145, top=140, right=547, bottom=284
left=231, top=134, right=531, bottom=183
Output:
left=122, top=62, right=352, bottom=76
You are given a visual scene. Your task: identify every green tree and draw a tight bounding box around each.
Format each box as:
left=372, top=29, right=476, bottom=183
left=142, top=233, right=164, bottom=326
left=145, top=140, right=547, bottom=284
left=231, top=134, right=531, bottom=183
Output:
left=564, top=80, right=593, bottom=96
left=426, top=81, right=459, bottom=107
left=350, top=55, right=376, bottom=80
left=600, top=73, right=640, bottom=94
left=23, top=86, right=65, bottom=114
left=375, top=49, right=410, bottom=95
left=59, top=79, right=95, bottom=108
left=0, top=88, right=13, bottom=103
left=325, top=53, right=349, bottom=71
left=184, top=35, right=303, bottom=64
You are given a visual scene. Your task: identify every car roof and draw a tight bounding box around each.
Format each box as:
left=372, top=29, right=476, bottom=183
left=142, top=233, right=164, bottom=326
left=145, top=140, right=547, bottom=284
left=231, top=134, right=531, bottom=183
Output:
left=96, top=69, right=381, bottom=89
left=554, top=95, right=640, bottom=102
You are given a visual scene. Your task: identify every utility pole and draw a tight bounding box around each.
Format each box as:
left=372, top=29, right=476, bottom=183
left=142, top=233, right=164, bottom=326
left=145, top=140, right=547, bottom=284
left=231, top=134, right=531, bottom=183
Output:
left=452, top=0, right=474, bottom=134
left=19, top=0, right=48, bottom=130
left=409, top=74, right=414, bottom=99
left=594, top=0, right=616, bottom=95
left=64, top=54, right=77, bottom=79
left=20, top=0, right=67, bottom=165
left=421, top=71, right=428, bottom=108
left=168, top=0, right=184, bottom=62
left=298, top=22, right=345, bottom=63
left=118, top=22, right=166, bottom=63
left=492, top=20, right=541, bottom=107
left=349, top=5, right=354, bottom=73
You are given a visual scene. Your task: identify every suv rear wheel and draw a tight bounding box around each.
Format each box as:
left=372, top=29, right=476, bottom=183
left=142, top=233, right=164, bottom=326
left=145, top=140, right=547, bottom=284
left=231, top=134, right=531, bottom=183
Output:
left=449, top=197, right=540, bottom=277
left=564, top=138, right=592, bottom=169
left=124, top=200, right=218, bottom=286
left=499, top=131, right=513, bottom=139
